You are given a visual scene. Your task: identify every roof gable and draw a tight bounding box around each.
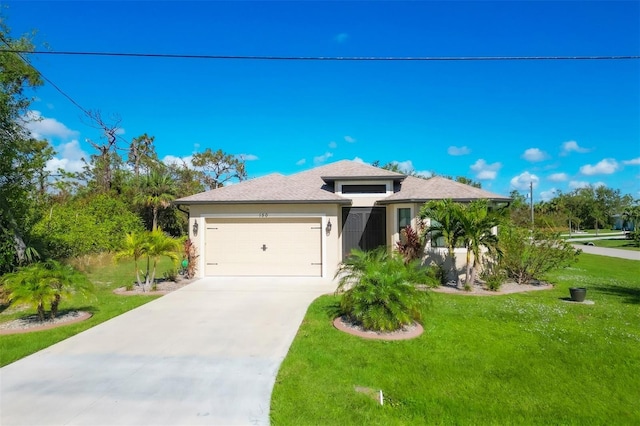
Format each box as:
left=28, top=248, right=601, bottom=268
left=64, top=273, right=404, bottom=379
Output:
left=379, top=176, right=511, bottom=203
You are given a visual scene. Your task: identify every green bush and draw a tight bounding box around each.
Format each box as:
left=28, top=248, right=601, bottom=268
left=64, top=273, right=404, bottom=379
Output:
left=33, top=194, right=144, bottom=259
left=498, top=225, right=581, bottom=285
left=335, top=248, right=435, bottom=332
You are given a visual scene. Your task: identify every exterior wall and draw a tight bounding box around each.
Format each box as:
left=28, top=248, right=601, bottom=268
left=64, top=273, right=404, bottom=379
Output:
left=188, top=203, right=340, bottom=279
left=387, top=203, right=421, bottom=248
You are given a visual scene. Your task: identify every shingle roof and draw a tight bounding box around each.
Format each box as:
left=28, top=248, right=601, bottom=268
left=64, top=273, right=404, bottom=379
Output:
left=378, top=176, right=511, bottom=204
left=174, top=160, right=511, bottom=205
left=174, top=173, right=350, bottom=204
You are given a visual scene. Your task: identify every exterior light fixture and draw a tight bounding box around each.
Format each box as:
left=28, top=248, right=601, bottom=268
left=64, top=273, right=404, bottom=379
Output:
left=325, top=219, right=332, bottom=236
left=192, top=220, right=199, bottom=236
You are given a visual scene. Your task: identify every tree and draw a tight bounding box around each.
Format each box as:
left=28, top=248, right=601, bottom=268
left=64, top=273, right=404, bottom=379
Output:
left=136, top=171, right=177, bottom=231
left=128, top=133, right=158, bottom=180
left=0, top=21, right=51, bottom=273
left=114, top=232, right=148, bottom=289
left=2, top=260, right=93, bottom=321
left=457, top=200, right=503, bottom=289
left=191, top=148, right=247, bottom=190
left=144, top=230, right=181, bottom=290
left=419, top=199, right=465, bottom=283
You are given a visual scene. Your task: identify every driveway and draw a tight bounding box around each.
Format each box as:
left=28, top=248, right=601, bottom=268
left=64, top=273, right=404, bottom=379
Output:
left=0, top=277, right=335, bottom=426
left=573, top=244, right=640, bottom=261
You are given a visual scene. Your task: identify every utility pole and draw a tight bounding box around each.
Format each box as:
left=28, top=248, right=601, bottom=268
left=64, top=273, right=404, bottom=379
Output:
left=530, top=181, right=534, bottom=229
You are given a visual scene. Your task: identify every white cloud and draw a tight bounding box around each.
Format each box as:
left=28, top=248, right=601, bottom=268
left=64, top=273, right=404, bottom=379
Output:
left=328, top=141, right=337, bottom=149
left=470, top=159, right=502, bottom=180
left=23, top=110, right=79, bottom=140
left=45, top=140, right=88, bottom=174
left=569, top=180, right=590, bottom=189
left=334, top=33, right=349, bottom=43
left=296, top=158, right=306, bottom=166
left=447, top=146, right=471, bottom=156
left=115, top=127, right=126, bottom=135
left=560, top=140, right=590, bottom=156
left=593, top=181, right=606, bottom=188
left=344, top=135, right=356, bottom=143
left=510, top=171, right=540, bottom=190
left=540, top=188, right=557, bottom=202
left=391, top=160, right=414, bottom=174
left=352, top=157, right=365, bottom=164
left=238, top=154, right=259, bottom=161
left=313, top=152, right=333, bottom=164
left=623, top=157, right=640, bottom=165
left=547, top=172, right=568, bottom=182
left=580, top=158, right=619, bottom=175
left=162, top=155, right=194, bottom=167
left=522, top=148, right=548, bottom=162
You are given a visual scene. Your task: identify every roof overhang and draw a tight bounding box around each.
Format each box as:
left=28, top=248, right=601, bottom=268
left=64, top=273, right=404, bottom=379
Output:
left=321, top=175, right=405, bottom=185
left=173, top=199, right=352, bottom=206
left=376, top=197, right=512, bottom=205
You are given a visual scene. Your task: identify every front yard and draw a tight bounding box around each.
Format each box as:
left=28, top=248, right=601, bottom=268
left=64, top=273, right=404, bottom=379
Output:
left=271, top=254, right=640, bottom=425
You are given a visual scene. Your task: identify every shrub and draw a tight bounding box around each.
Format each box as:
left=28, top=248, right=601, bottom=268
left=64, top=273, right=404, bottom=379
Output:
left=162, top=268, right=179, bottom=282
left=335, top=248, right=435, bottom=332
left=498, top=225, right=581, bottom=285
left=396, top=224, right=424, bottom=263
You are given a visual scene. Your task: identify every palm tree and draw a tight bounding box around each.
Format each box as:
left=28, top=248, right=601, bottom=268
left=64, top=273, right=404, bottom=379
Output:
left=419, top=199, right=465, bottom=283
left=137, top=171, right=176, bottom=231
left=114, top=232, right=148, bottom=289
left=2, top=260, right=93, bottom=321
left=458, top=200, right=503, bottom=290
left=144, top=229, right=181, bottom=290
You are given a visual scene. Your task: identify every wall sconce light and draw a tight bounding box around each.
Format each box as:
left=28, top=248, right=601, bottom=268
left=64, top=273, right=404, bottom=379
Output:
left=325, top=219, right=332, bottom=236
left=192, top=220, right=199, bottom=237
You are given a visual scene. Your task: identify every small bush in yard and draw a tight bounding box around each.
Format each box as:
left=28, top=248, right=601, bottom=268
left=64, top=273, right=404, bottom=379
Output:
left=498, top=225, right=581, bottom=285
left=335, top=248, right=436, bottom=332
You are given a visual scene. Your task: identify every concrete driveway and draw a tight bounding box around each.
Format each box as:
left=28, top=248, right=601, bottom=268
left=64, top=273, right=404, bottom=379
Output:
left=1, top=277, right=335, bottom=426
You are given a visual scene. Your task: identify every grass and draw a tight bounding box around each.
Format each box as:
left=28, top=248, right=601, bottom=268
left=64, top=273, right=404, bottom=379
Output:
left=271, top=254, right=640, bottom=425
left=588, top=238, right=640, bottom=252
left=0, top=254, right=176, bottom=367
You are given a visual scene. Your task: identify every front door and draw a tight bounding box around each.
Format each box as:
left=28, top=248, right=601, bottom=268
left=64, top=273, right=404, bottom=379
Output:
left=341, top=207, right=386, bottom=259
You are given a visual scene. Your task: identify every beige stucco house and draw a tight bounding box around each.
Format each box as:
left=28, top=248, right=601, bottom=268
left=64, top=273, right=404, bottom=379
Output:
left=174, top=160, right=510, bottom=279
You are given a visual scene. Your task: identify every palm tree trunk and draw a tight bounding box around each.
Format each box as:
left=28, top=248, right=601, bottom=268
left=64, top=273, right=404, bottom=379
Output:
left=50, top=294, right=61, bottom=319
left=37, top=301, right=45, bottom=322
left=465, top=248, right=472, bottom=290
left=152, top=205, right=158, bottom=231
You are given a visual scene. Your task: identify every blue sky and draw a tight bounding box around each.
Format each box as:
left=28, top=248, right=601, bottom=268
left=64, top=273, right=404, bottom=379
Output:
left=5, top=1, right=640, bottom=200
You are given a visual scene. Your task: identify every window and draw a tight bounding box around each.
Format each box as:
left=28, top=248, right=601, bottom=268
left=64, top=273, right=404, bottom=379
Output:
left=398, top=208, right=412, bottom=233
left=341, top=184, right=387, bottom=194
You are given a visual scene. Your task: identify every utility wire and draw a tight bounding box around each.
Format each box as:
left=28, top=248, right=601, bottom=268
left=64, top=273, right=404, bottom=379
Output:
left=4, top=50, right=640, bottom=61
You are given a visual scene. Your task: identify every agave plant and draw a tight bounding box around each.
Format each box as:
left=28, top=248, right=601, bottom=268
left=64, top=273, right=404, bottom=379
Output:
left=335, top=248, right=435, bottom=332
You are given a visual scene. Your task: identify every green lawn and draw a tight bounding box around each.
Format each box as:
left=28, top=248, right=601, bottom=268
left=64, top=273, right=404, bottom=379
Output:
left=0, top=255, right=175, bottom=367
left=589, top=239, right=640, bottom=252
left=271, top=254, right=640, bottom=425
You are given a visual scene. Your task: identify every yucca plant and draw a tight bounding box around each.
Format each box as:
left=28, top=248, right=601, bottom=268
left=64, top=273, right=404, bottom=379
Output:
left=335, top=248, right=435, bottom=332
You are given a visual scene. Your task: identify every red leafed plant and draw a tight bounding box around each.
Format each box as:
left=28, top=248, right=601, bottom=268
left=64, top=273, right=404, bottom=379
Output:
left=183, top=238, right=199, bottom=279
left=396, top=225, right=425, bottom=264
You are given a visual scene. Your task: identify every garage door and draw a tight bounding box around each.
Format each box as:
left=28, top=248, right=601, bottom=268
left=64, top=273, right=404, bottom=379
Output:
left=204, top=217, right=322, bottom=276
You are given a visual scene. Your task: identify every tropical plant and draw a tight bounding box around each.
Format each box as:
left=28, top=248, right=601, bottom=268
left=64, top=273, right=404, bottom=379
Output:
left=457, top=200, right=504, bottom=289
left=136, top=171, right=177, bottom=231
left=2, top=260, right=94, bottom=321
left=497, top=224, right=581, bottom=285
left=335, top=248, right=435, bottom=332
left=183, top=238, right=199, bottom=279
left=114, top=232, right=149, bottom=289
left=144, top=229, right=181, bottom=290
left=420, top=199, right=465, bottom=282
left=395, top=224, right=424, bottom=263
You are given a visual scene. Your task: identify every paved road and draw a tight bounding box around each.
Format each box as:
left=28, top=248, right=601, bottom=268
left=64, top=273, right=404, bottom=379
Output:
left=1, top=277, right=335, bottom=426
left=573, top=244, right=640, bottom=261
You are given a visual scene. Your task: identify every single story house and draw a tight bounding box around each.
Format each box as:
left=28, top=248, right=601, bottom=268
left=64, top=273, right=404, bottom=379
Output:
left=174, top=160, right=511, bottom=279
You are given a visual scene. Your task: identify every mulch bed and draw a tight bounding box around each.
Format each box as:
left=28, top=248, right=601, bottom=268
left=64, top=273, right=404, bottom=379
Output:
left=113, top=278, right=195, bottom=295
left=333, top=316, right=424, bottom=341
left=0, top=311, right=92, bottom=335
left=430, top=280, right=553, bottom=296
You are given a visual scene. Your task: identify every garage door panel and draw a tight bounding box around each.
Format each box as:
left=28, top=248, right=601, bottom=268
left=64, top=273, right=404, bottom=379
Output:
left=205, top=218, right=322, bottom=276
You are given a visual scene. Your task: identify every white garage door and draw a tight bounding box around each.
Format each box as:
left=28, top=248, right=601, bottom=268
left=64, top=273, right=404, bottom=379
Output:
left=204, top=217, right=322, bottom=276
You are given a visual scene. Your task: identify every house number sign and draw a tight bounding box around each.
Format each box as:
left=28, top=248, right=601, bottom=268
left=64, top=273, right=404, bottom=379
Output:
left=259, top=213, right=269, bottom=218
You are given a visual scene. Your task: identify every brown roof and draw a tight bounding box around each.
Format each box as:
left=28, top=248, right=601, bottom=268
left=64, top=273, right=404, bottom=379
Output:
left=378, top=176, right=511, bottom=204
left=174, top=160, right=511, bottom=205
left=174, top=173, right=350, bottom=204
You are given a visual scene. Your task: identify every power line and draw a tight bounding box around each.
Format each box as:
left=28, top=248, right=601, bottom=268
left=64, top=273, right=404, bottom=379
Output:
left=5, top=50, right=640, bottom=61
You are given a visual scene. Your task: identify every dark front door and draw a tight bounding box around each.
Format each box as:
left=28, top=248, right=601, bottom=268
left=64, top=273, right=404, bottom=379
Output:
left=341, top=207, right=386, bottom=259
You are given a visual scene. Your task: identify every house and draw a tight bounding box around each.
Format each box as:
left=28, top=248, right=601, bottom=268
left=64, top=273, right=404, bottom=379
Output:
left=174, top=160, right=511, bottom=279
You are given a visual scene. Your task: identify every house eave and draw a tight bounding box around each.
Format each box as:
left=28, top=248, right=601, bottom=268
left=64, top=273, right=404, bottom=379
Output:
left=173, top=199, right=352, bottom=206
left=321, top=175, right=405, bottom=185
left=376, top=197, right=512, bottom=205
